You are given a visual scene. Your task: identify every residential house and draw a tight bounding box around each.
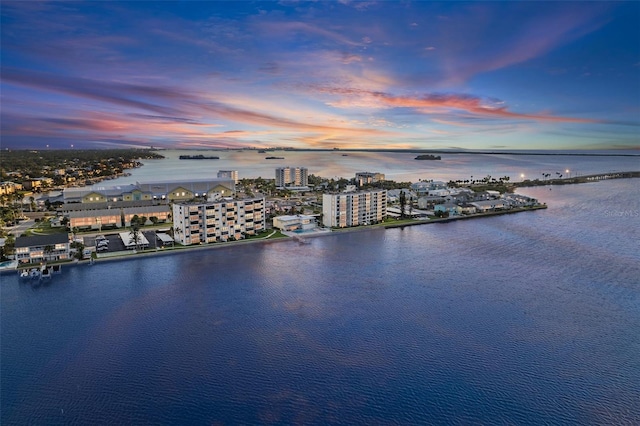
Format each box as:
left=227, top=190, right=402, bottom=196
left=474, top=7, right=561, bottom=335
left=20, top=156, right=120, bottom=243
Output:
left=273, top=215, right=317, bottom=232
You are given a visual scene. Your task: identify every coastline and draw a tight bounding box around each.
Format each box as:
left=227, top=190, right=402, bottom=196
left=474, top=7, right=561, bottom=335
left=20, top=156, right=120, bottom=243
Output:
left=2, top=205, right=548, bottom=275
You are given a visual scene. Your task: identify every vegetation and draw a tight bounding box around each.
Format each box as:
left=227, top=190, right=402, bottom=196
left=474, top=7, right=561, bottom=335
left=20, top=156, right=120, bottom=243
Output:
left=0, top=149, right=164, bottom=188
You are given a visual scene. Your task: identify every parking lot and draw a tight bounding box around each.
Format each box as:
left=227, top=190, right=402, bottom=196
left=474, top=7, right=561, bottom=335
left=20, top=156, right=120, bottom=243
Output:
left=88, top=231, right=159, bottom=254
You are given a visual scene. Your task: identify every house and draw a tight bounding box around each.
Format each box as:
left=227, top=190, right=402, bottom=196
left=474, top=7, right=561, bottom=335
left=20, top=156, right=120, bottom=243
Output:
left=14, top=234, right=70, bottom=263
left=434, top=203, right=462, bottom=216
left=273, top=215, right=317, bottom=231
left=417, top=196, right=445, bottom=209
left=470, top=200, right=510, bottom=212
left=0, top=181, right=22, bottom=195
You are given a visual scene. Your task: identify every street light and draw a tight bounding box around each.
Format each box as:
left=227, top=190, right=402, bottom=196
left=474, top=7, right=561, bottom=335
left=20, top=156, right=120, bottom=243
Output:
left=520, top=173, right=525, bottom=181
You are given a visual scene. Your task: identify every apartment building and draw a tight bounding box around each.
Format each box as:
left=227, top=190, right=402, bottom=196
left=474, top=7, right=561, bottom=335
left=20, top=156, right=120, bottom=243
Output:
left=15, top=234, right=70, bottom=263
left=217, top=170, right=239, bottom=183
left=275, top=167, right=308, bottom=188
left=355, top=172, right=385, bottom=187
left=322, top=189, right=387, bottom=228
left=172, top=197, right=265, bottom=245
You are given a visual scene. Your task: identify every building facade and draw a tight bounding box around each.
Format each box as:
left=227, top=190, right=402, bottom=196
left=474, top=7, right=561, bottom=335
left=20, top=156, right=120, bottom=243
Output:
left=172, top=198, right=265, bottom=245
left=15, top=234, right=70, bottom=263
left=322, top=190, right=387, bottom=228
left=275, top=167, right=308, bottom=188
left=272, top=214, right=317, bottom=232
left=355, top=172, right=385, bottom=187
left=217, top=170, right=239, bottom=183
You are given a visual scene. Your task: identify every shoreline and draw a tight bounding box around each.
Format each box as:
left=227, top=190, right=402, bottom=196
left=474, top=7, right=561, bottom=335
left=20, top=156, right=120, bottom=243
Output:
left=2, top=206, right=547, bottom=275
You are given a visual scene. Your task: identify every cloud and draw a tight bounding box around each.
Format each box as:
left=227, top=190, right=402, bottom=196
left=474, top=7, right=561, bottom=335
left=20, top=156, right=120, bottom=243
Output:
left=308, top=85, right=602, bottom=124
left=256, top=21, right=363, bottom=47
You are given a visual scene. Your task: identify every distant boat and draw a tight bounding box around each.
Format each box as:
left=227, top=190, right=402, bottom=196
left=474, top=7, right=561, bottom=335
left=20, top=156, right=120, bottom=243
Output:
left=265, top=156, right=285, bottom=159
left=179, top=155, right=220, bottom=160
left=342, top=154, right=349, bottom=156
left=258, top=150, right=266, bottom=153
left=414, top=154, right=442, bottom=160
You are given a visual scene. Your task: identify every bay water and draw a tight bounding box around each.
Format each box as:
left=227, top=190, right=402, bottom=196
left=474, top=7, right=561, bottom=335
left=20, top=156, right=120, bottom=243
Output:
left=2, top=156, right=639, bottom=424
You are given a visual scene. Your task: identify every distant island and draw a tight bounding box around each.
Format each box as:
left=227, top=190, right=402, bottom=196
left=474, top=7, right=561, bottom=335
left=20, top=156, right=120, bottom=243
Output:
left=265, top=156, right=285, bottom=159
left=179, top=155, right=220, bottom=160
left=415, top=154, right=442, bottom=160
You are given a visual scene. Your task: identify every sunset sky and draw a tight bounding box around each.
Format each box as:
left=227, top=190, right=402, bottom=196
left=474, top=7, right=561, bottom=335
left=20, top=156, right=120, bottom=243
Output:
left=1, top=1, right=638, bottom=151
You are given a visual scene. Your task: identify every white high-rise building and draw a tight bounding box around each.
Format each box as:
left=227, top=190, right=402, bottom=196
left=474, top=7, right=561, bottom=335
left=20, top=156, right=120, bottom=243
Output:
left=275, top=167, right=308, bottom=188
left=172, top=197, right=265, bottom=245
left=323, top=189, right=387, bottom=228
left=217, top=170, right=239, bottom=183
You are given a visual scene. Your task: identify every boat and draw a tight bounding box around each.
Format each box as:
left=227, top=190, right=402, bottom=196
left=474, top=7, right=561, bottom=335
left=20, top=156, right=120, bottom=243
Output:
left=19, top=270, right=30, bottom=279
left=265, top=156, right=285, bottom=159
left=414, top=154, right=442, bottom=160
left=41, top=266, right=52, bottom=279
left=30, top=268, right=40, bottom=279
left=179, top=155, right=220, bottom=160
left=52, top=265, right=62, bottom=274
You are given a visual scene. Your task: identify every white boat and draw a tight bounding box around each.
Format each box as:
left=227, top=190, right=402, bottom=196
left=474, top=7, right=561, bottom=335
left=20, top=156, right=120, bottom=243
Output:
left=19, top=270, right=30, bottom=279
left=41, top=266, right=52, bottom=279
left=29, top=268, right=40, bottom=279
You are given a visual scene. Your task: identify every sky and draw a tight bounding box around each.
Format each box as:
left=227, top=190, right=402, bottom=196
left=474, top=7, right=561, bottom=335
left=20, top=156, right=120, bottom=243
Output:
left=1, top=1, right=639, bottom=151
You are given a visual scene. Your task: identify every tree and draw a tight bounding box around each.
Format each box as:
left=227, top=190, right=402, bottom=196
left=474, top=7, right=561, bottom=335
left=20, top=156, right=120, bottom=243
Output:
left=129, top=224, right=141, bottom=251
left=149, top=216, right=159, bottom=225
left=130, top=214, right=140, bottom=227
left=408, top=196, right=414, bottom=217
left=43, top=244, right=54, bottom=261
left=399, top=190, right=407, bottom=219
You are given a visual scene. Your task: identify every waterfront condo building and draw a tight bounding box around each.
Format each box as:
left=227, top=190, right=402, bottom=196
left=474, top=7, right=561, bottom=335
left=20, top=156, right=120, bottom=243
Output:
left=275, top=167, right=308, bottom=188
left=172, top=198, right=265, bottom=245
left=355, top=172, right=385, bottom=187
left=322, top=189, right=387, bottom=228
left=217, top=170, right=239, bottom=183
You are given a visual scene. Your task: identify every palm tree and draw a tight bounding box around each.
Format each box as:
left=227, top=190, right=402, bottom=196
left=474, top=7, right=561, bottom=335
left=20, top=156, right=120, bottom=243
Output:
left=129, top=224, right=141, bottom=251
left=43, top=244, right=54, bottom=261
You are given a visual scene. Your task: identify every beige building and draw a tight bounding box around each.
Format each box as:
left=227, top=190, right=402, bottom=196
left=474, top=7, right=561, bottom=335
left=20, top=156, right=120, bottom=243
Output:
left=63, top=179, right=235, bottom=204
left=323, top=190, right=387, bottom=228
left=355, top=172, right=385, bottom=187
left=217, top=170, right=239, bottom=183
left=0, top=181, right=22, bottom=195
left=172, top=198, right=265, bottom=245
left=275, top=167, right=308, bottom=188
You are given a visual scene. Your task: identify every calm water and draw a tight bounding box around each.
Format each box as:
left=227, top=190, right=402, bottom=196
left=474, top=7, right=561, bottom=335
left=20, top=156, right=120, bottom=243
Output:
left=104, top=149, right=640, bottom=185
left=2, top=179, right=639, bottom=424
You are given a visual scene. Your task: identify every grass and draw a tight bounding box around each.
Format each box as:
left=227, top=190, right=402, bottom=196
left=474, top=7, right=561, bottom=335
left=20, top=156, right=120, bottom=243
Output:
left=266, top=230, right=288, bottom=239
left=24, top=218, right=68, bottom=236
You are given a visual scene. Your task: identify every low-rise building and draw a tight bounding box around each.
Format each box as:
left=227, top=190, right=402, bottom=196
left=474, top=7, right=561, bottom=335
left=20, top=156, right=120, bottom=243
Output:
left=323, top=189, right=387, bottom=228
left=434, top=203, right=462, bottom=217
left=172, top=197, right=265, bottom=245
left=0, top=181, right=22, bottom=195
left=15, top=234, right=70, bottom=263
left=68, top=209, right=123, bottom=229
left=273, top=215, right=317, bottom=231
